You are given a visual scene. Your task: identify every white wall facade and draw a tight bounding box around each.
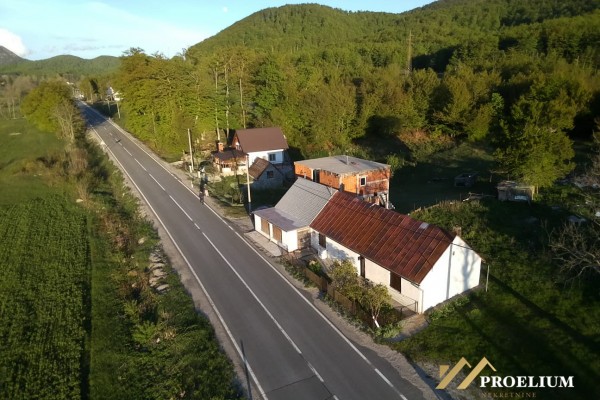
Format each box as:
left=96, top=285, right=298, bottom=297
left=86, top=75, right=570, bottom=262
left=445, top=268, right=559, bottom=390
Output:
left=247, top=149, right=285, bottom=166
left=253, top=214, right=298, bottom=252
left=314, top=235, right=421, bottom=308
left=313, top=231, right=360, bottom=269
left=281, top=229, right=298, bottom=252
left=419, top=236, right=481, bottom=312
left=365, top=259, right=422, bottom=309
left=312, top=232, right=480, bottom=314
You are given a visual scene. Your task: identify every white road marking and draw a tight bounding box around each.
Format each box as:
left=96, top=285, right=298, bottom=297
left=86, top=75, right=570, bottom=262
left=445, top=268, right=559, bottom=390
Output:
left=94, top=132, right=268, bottom=400
left=89, top=106, right=406, bottom=399
left=148, top=173, right=166, bottom=191
left=203, top=233, right=303, bottom=356
left=194, top=223, right=201, bottom=230
left=308, top=362, right=324, bottom=383
left=133, top=158, right=147, bottom=171
left=234, top=230, right=405, bottom=397
left=124, top=148, right=132, bottom=156
left=169, top=195, right=193, bottom=221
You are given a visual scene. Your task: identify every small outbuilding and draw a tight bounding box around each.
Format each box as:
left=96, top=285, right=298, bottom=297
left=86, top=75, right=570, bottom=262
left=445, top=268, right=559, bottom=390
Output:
left=497, top=181, right=534, bottom=202
left=253, top=179, right=336, bottom=252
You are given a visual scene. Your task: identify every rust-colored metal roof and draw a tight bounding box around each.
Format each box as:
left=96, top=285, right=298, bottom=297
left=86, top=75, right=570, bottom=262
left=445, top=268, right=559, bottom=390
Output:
left=234, top=127, right=289, bottom=153
left=310, top=191, right=455, bottom=284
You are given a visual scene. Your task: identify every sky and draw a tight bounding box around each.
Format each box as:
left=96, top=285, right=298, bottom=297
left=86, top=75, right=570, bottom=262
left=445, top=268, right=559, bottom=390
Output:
left=0, top=1, right=435, bottom=61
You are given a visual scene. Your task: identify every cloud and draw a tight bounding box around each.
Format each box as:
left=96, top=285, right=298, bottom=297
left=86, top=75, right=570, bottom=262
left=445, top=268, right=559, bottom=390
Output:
left=0, top=28, right=28, bottom=56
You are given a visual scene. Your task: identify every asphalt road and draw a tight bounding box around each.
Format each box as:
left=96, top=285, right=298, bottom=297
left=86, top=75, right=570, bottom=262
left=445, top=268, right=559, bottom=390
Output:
left=81, top=103, right=430, bottom=400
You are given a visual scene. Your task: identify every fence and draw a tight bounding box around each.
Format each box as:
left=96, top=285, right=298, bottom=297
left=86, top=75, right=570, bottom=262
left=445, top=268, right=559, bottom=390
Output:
left=295, top=260, right=404, bottom=329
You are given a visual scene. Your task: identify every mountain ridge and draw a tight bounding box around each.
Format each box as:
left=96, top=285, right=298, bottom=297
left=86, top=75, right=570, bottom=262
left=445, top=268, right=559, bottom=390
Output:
left=0, top=46, right=26, bottom=66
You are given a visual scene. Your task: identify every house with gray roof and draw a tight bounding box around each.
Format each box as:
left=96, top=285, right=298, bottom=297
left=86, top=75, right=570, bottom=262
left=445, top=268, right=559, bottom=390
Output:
left=253, top=178, right=336, bottom=252
left=295, top=155, right=392, bottom=208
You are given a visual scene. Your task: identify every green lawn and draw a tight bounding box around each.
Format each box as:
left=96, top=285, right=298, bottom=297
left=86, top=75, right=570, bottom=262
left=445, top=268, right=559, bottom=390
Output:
left=0, top=119, right=67, bottom=204
left=392, top=141, right=496, bottom=213
left=394, top=198, right=600, bottom=400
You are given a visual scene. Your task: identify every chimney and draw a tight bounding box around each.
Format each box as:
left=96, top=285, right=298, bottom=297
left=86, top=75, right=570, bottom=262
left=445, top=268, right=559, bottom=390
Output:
left=216, top=141, right=224, bottom=152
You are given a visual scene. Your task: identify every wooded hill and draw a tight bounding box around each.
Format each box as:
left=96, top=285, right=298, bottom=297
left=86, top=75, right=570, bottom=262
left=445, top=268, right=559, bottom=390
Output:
left=0, top=51, right=120, bottom=78
left=112, top=0, right=600, bottom=187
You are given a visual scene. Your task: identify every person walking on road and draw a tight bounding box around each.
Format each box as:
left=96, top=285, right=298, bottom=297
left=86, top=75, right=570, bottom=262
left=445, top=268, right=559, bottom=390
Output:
left=199, top=183, right=205, bottom=204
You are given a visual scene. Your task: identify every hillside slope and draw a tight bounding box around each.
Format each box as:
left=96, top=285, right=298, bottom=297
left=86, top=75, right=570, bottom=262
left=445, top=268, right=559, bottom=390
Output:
left=0, top=53, right=120, bottom=77
left=0, top=46, right=25, bottom=66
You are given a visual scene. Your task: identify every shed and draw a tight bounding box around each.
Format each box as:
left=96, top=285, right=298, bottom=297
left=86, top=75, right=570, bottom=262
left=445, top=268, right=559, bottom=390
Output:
left=497, top=181, right=534, bottom=202
left=253, top=179, right=336, bottom=252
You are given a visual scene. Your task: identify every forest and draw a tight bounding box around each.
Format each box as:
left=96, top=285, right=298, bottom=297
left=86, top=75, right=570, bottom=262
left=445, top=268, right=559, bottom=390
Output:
left=2, top=0, right=599, bottom=191
left=89, top=0, right=600, bottom=191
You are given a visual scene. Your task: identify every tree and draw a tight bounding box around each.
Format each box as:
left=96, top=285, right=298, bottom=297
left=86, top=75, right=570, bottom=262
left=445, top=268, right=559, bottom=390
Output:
left=361, top=282, right=391, bottom=328
left=495, top=75, right=577, bottom=190
left=329, top=260, right=362, bottom=301
left=21, top=80, right=83, bottom=143
left=549, top=223, right=600, bottom=279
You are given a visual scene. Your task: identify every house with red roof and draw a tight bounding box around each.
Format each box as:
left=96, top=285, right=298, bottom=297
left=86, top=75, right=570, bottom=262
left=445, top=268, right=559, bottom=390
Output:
left=310, top=191, right=481, bottom=313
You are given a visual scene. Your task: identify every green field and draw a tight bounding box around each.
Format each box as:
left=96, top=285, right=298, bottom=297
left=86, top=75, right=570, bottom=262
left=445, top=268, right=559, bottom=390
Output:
left=391, top=142, right=496, bottom=213
left=0, top=120, right=88, bottom=399
left=0, top=119, right=240, bottom=399
left=0, top=198, right=89, bottom=399
left=0, top=119, right=67, bottom=204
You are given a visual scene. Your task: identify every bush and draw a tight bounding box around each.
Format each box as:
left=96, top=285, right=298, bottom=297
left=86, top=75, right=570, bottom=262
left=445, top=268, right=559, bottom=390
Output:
left=398, top=129, right=454, bottom=161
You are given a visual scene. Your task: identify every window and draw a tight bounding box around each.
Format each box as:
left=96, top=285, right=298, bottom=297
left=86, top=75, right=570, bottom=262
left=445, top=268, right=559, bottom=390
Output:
left=268, top=153, right=276, bottom=162
left=266, top=171, right=274, bottom=179
left=312, top=169, right=320, bottom=183
left=318, top=233, right=326, bottom=248
left=390, top=274, right=402, bottom=293
left=359, top=256, right=365, bottom=278
left=359, top=176, right=367, bottom=186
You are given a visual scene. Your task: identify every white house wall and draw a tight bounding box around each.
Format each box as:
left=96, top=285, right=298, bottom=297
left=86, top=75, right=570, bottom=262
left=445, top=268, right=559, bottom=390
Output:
left=365, top=259, right=422, bottom=309
left=248, top=149, right=285, bottom=166
left=254, top=215, right=270, bottom=240
left=420, top=237, right=481, bottom=312
left=281, top=229, right=298, bottom=252
left=314, top=234, right=360, bottom=269
left=313, top=232, right=427, bottom=310
left=254, top=214, right=298, bottom=252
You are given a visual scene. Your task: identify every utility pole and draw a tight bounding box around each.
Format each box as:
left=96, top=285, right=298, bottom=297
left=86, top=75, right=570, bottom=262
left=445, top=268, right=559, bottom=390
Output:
left=246, top=154, right=252, bottom=213
left=187, top=129, right=195, bottom=187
